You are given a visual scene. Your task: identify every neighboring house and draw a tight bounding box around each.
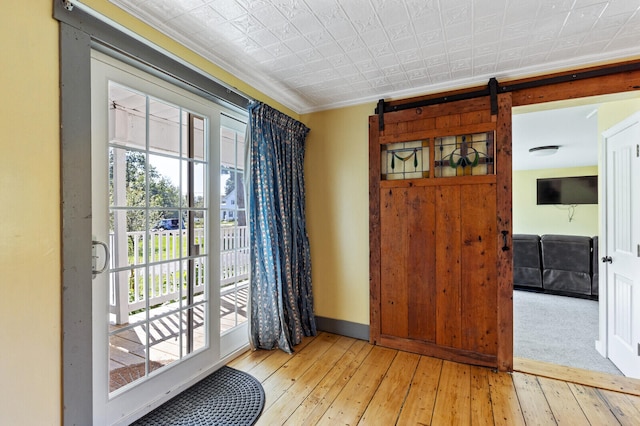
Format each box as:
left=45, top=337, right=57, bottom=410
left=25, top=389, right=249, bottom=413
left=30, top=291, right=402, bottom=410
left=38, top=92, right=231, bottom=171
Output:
left=220, top=187, right=237, bottom=221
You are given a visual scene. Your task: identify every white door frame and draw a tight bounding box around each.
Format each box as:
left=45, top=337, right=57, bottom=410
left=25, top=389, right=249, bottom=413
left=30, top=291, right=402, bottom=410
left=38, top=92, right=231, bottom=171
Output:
left=596, top=111, right=640, bottom=362
left=597, top=119, right=609, bottom=358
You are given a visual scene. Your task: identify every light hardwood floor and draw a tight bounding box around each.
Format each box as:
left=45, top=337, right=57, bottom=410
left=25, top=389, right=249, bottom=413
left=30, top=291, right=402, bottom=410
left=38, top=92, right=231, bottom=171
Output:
left=228, top=331, right=640, bottom=425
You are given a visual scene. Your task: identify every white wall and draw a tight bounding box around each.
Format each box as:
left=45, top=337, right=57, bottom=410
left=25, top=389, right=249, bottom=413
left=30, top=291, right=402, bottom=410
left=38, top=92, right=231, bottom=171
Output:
left=513, top=166, right=599, bottom=237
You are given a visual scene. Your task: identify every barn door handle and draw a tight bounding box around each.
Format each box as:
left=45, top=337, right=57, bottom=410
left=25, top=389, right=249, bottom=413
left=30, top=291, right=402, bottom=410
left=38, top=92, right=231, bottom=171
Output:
left=501, top=230, right=509, bottom=251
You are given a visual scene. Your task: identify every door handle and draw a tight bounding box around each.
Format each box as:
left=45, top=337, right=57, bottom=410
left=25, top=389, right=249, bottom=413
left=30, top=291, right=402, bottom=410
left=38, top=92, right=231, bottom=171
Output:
left=92, top=240, right=110, bottom=279
left=501, top=230, right=509, bottom=251
left=601, top=256, right=613, bottom=264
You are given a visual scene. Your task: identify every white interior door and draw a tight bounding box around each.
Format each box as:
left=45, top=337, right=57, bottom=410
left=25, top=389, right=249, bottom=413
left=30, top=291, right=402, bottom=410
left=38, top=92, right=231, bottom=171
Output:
left=603, top=111, right=640, bottom=379
left=91, top=51, right=248, bottom=425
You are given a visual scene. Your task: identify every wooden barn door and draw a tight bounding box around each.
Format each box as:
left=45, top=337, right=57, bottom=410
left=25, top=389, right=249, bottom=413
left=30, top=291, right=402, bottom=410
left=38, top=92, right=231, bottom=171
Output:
left=370, top=93, right=513, bottom=370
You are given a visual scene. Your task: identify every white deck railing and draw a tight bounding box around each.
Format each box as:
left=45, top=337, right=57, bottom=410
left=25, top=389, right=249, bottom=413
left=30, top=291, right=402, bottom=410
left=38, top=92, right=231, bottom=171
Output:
left=109, top=226, right=249, bottom=323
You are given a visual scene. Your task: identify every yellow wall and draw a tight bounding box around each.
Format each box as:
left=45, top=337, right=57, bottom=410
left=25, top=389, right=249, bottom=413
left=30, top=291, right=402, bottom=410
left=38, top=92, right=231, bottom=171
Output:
left=513, top=167, right=599, bottom=237
left=597, top=97, right=640, bottom=134
left=595, top=95, right=640, bottom=236
left=301, top=104, right=375, bottom=325
left=0, top=1, right=61, bottom=424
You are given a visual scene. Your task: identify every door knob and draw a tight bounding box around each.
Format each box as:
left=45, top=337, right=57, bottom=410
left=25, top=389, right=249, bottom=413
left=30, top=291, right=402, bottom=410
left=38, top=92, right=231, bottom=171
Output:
left=601, top=256, right=612, bottom=264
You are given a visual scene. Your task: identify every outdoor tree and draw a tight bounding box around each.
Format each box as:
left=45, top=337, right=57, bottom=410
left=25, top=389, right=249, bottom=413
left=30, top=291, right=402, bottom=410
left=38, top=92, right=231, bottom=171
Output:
left=224, top=169, right=235, bottom=196
left=109, top=150, right=181, bottom=232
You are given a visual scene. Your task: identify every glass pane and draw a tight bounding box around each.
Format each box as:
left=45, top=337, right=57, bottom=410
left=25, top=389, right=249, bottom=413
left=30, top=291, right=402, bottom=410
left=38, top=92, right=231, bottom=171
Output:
left=181, top=110, right=189, bottom=158
left=235, top=170, right=245, bottom=210
left=435, top=132, right=494, bottom=177
left=182, top=307, right=207, bottom=354
left=236, top=132, right=245, bottom=170
left=127, top=266, right=148, bottom=324
left=148, top=261, right=182, bottom=317
left=220, top=127, right=237, bottom=168
left=148, top=154, right=181, bottom=208
left=149, top=215, right=185, bottom=262
left=220, top=285, right=235, bottom=333
left=193, top=115, right=205, bottom=161
left=110, top=148, right=149, bottom=207
left=181, top=160, right=204, bottom=208
left=221, top=283, right=248, bottom=334
left=220, top=229, right=234, bottom=287
left=381, top=140, right=429, bottom=180
left=148, top=318, right=180, bottom=367
left=182, top=113, right=206, bottom=161
left=108, top=328, right=147, bottom=392
left=193, top=257, right=207, bottom=302
left=193, top=161, right=206, bottom=206
left=108, top=82, right=146, bottom=150
left=113, top=209, right=147, bottom=266
left=191, top=214, right=207, bottom=255
left=149, top=98, right=180, bottom=156
left=236, top=286, right=248, bottom=326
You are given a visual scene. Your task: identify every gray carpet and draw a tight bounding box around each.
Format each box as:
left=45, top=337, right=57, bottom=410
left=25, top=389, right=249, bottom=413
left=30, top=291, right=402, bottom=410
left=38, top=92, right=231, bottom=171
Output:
left=514, top=290, right=622, bottom=376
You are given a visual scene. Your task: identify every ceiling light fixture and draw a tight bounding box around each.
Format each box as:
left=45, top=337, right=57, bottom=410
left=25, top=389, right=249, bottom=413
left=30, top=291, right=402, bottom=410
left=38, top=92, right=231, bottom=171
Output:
left=528, top=145, right=559, bottom=156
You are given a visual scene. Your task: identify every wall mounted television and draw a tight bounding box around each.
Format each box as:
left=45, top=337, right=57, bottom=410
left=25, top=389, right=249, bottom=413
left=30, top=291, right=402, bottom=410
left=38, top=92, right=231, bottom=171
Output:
left=537, top=175, right=598, bottom=205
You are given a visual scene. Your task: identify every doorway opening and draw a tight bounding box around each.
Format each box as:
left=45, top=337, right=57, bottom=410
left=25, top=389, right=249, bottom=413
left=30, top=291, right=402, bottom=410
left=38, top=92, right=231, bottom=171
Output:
left=512, top=91, right=640, bottom=377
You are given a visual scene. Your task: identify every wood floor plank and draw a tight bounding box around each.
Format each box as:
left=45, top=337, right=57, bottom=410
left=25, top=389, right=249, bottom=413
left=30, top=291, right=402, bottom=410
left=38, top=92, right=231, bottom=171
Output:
left=568, top=382, right=621, bottom=426
left=358, top=351, right=420, bottom=425
left=487, top=370, right=526, bottom=426
left=396, top=355, right=443, bottom=425
left=470, top=366, right=494, bottom=426
left=244, top=335, right=314, bottom=383
left=315, top=346, right=397, bottom=425
left=261, top=333, right=341, bottom=410
left=431, top=360, right=471, bottom=425
left=598, top=388, right=640, bottom=426
left=283, top=339, right=372, bottom=426
left=626, top=392, right=640, bottom=412
left=537, top=376, right=590, bottom=425
left=226, top=346, right=272, bottom=371
left=512, top=372, right=556, bottom=425
left=514, top=357, right=640, bottom=396
left=256, top=336, right=356, bottom=425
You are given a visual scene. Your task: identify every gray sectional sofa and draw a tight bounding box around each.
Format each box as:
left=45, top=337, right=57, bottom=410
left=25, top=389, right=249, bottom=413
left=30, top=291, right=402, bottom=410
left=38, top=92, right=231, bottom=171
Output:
left=513, top=234, right=599, bottom=299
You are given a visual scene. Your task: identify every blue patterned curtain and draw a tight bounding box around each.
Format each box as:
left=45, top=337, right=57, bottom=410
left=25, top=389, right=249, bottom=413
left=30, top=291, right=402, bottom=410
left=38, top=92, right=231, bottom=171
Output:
left=247, top=102, right=316, bottom=353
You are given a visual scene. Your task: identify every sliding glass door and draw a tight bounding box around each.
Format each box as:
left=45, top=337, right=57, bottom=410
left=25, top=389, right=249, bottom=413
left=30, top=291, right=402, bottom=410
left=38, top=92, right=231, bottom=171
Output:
left=91, top=50, right=248, bottom=425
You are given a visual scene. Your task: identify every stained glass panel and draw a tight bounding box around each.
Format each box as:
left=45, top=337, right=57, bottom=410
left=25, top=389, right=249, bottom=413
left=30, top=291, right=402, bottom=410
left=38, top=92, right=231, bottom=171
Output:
left=381, top=140, right=429, bottom=180
left=434, top=132, right=494, bottom=177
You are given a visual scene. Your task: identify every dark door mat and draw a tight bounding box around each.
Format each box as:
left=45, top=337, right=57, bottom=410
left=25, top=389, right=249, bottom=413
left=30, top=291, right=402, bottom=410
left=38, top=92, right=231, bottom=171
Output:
left=132, top=366, right=265, bottom=426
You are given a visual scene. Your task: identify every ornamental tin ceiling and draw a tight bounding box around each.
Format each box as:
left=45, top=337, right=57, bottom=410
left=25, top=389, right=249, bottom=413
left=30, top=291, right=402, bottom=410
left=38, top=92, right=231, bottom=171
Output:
left=110, top=0, right=640, bottom=114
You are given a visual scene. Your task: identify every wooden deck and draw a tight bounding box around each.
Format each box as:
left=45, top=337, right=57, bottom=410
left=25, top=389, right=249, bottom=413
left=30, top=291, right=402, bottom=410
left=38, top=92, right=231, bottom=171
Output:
left=228, top=331, right=640, bottom=425
left=108, top=286, right=248, bottom=391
